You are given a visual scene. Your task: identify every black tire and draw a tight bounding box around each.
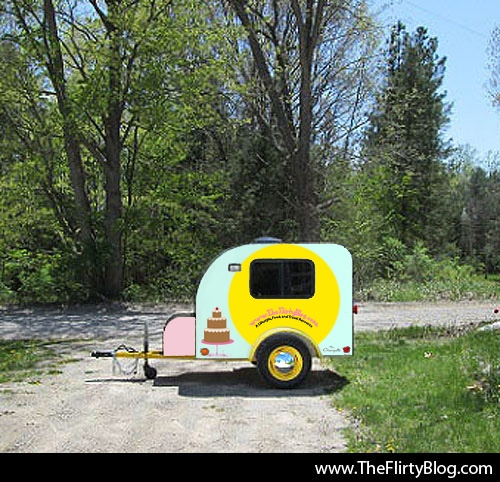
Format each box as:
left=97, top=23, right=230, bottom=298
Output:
left=256, top=334, right=311, bottom=389
left=144, top=363, right=157, bottom=380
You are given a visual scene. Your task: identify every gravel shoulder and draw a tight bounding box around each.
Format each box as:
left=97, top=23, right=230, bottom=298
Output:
left=0, top=300, right=498, bottom=453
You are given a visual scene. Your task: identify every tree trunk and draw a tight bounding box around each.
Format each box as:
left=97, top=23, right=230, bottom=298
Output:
left=101, top=4, right=124, bottom=299
left=228, top=0, right=322, bottom=241
left=103, top=157, right=123, bottom=299
left=292, top=0, right=324, bottom=241
left=43, top=0, right=98, bottom=285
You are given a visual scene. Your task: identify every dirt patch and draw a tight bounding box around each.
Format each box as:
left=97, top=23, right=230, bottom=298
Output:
left=0, top=301, right=498, bottom=453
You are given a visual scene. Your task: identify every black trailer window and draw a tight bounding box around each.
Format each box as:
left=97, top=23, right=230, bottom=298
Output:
left=250, top=259, right=315, bottom=299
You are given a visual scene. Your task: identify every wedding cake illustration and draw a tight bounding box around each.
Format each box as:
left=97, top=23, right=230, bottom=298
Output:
left=203, top=307, right=231, bottom=343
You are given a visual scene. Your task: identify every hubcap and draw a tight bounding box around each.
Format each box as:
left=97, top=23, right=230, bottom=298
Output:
left=268, top=345, right=303, bottom=381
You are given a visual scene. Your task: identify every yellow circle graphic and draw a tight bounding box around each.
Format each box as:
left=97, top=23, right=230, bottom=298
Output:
left=228, top=244, right=340, bottom=345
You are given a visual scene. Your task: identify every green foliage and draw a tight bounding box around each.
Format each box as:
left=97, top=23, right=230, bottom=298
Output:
left=1, top=0, right=232, bottom=303
left=0, top=282, right=14, bottom=304
left=331, top=326, right=500, bottom=452
left=1, top=3, right=500, bottom=305
left=362, top=22, right=451, bottom=249
left=1, top=249, right=86, bottom=304
left=0, top=139, right=88, bottom=303
left=225, top=128, right=299, bottom=244
left=360, top=241, right=500, bottom=301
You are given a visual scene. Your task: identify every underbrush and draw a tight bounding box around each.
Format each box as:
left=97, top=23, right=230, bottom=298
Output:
left=357, top=241, right=500, bottom=302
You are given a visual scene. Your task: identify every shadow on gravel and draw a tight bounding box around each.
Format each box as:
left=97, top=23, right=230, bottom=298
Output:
left=0, top=303, right=188, bottom=341
left=152, top=367, right=349, bottom=397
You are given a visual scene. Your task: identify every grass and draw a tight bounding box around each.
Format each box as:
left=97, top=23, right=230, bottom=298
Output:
left=0, top=339, right=63, bottom=384
left=329, top=324, right=500, bottom=453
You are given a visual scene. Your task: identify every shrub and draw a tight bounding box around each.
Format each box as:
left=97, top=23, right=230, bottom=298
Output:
left=1, top=249, right=86, bottom=304
left=359, top=242, right=500, bottom=301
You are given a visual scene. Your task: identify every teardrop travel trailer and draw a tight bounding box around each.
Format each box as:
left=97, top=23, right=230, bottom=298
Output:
left=92, top=238, right=355, bottom=388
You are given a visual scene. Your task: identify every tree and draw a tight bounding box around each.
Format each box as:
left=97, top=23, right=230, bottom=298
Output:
left=3, top=0, right=140, bottom=297
left=362, top=22, right=451, bottom=249
left=1, top=0, right=229, bottom=300
left=456, top=149, right=500, bottom=273
left=488, top=26, right=500, bottom=111
left=225, top=0, right=375, bottom=241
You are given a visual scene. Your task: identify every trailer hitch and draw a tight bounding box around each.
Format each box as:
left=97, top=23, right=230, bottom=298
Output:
left=90, top=322, right=158, bottom=379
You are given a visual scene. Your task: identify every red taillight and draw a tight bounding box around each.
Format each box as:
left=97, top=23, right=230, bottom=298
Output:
left=353, top=304, right=359, bottom=315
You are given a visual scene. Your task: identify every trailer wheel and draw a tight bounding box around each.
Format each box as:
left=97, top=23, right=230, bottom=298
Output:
left=144, top=363, right=157, bottom=380
left=256, top=334, right=311, bottom=389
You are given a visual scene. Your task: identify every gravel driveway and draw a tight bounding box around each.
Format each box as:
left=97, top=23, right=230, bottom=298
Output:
left=0, top=301, right=498, bottom=453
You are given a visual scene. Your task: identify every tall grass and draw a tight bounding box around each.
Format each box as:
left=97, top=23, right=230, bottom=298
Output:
left=330, top=325, right=500, bottom=452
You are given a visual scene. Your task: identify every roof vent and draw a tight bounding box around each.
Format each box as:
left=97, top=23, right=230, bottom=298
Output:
left=254, top=236, right=282, bottom=244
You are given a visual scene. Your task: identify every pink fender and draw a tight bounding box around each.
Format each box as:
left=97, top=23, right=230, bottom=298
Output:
left=163, top=313, right=196, bottom=356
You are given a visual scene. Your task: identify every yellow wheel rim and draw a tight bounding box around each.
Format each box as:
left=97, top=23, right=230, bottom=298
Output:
left=267, top=345, right=304, bottom=382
